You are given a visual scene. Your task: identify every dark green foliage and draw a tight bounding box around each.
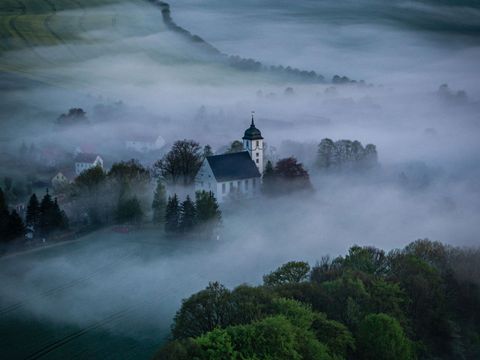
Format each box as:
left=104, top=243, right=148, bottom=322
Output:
left=165, top=194, right=180, bottom=233
left=152, top=181, right=167, bottom=224
left=75, top=166, right=106, bottom=190
left=26, top=193, right=40, bottom=227
left=179, top=195, right=196, bottom=232
left=262, top=157, right=312, bottom=195
left=263, top=261, right=311, bottom=287
left=356, top=313, right=413, bottom=360
left=0, top=187, right=9, bottom=241
left=108, top=159, right=150, bottom=195
left=7, top=210, right=24, bottom=240
left=160, top=240, right=480, bottom=359
left=195, top=191, right=221, bottom=237
left=38, top=192, right=69, bottom=237
left=115, top=197, right=143, bottom=224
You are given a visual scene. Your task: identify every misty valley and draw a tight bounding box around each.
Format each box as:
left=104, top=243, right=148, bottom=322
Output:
left=1, top=0, right=480, bottom=359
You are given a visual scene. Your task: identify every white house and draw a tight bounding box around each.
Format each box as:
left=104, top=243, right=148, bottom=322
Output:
left=194, top=116, right=264, bottom=203
left=74, top=153, right=104, bottom=176
left=51, top=168, right=75, bottom=189
left=125, top=134, right=165, bottom=153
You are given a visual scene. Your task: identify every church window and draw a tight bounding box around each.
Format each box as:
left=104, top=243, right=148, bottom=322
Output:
left=230, top=182, right=234, bottom=192
left=253, top=179, right=256, bottom=188
left=222, top=183, right=226, bottom=193
left=256, top=152, right=259, bottom=157
left=237, top=181, right=241, bottom=190
left=256, top=159, right=259, bottom=163
left=245, top=179, right=249, bottom=190
left=256, top=141, right=259, bottom=147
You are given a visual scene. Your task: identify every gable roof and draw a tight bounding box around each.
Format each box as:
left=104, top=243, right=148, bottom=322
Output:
left=207, top=151, right=261, bottom=182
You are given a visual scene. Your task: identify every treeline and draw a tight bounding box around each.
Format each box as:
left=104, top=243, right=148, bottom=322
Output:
left=0, top=188, right=68, bottom=242
left=154, top=189, right=221, bottom=237
left=155, top=239, right=480, bottom=359
left=316, top=138, right=378, bottom=170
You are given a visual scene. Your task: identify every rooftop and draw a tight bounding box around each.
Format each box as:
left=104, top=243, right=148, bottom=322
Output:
left=207, top=151, right=260, bottom=182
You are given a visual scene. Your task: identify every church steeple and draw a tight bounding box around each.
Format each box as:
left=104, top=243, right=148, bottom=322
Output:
left=242, top=112, right=264, bottom=175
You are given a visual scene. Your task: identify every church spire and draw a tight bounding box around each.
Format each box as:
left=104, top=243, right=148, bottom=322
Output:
left=251, top=111, right=255, bottom=127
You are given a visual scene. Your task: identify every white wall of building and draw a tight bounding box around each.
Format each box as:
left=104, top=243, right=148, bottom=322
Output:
left=243, top=138, right=264, bottom=175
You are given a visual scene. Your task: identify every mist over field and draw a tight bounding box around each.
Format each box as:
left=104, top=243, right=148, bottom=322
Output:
left=1, top=0, right=479, bottom=358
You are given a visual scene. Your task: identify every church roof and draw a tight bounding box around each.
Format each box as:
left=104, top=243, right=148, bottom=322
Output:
left=242, top=116, right=263, bottom=140
left=207, top=151, right=261, bottom=182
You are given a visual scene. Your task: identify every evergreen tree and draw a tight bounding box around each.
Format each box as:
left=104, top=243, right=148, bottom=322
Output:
left=26, top=193, right=40, bottom=228
left=152, top=181, right=167, bottom=224
left=0, top=187, right=9, bottom=241
left=165, top=194, right=180, bottom=233
left=6, top=210, right=25, bottom=241
left=116, top=197, right=143, bottom=224
left=195, top=191, right=221, bottom=237
left=39, top=190, right=55, bottom=236
left=262, top=160, right=276, bottom=195
left=179, top=196, right=196, bottom=233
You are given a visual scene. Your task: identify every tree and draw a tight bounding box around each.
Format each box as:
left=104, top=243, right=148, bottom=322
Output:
left=75, top=166, right=106, bottom=190
left=263, top=261, right=311, bottom=287
left=356, top=313, right=413, bottom=360
left=225, top=140, right=244, bottom=154
left=39, top=191, right=55, bottom=236
left=195, top=191, right=221, bottom=237
left=154, top=140, right=203, bottom=186
left=0, top=187, right=9, bottom=241
left=172, top=282, right=233, bottom=339
left=108, top=159, right=150, bottom=196
left=165, top=194, right=180, bottom=233
left=312, top=313, right=355, bottom=359
left=116, top=197, right=143, bottom=224
left=179, top=195, right=196, bottom=233
left=263, top=157, right=312, bottom=195
left=6, top=210, right=25, bottom=241
left=152, top=181, right=167, bottom=224
left=203, top=144, right=213, bottom=158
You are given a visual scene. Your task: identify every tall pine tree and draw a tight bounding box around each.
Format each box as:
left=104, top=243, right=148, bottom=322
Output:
left=179, top=195, right=196, bottom=233
left=152, top=181, right=167, bottom=224
left=7, top=210, right=24, bottom=241
left=165, top=194, right=180, bottom=233
left=26, top=193, right=40, bottom=228
left=39, top=190, right=55, bottom=236
left=195, top=191, right=221, bottom=238
left=0, top=187, right=9, bottom=241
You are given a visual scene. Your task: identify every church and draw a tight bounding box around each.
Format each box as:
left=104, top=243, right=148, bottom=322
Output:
left=194, top=115, right=264, bottom=203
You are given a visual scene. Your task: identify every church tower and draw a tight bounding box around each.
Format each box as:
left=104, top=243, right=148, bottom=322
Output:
left=242, top=113, right=264, bottom=175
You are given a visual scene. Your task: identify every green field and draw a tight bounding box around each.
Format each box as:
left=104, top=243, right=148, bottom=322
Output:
left=0, top=0, right=171, bottom=84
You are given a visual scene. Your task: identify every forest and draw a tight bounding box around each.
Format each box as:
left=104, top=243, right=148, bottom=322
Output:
left=156, top=239, right=480, bottom=359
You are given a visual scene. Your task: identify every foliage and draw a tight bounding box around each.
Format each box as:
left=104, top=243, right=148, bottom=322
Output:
left=154, top=140, right=203, bottom=186
left=152, top=181, right=167, bottom=224
left=195, top=190, right=221, bottom=237
left=26, top=193, right=40, bottom=228
left=203, top=144, right=213, bottom=157
left=75, top=166, right=106, bottom=190
left=179, top=195, right=196, bottom=232
left=316, top=138, right=377, bottom=171
left=225, top=140, right=244, bottom=154
left=165, top=194, right=180, bottom=233
left=38, top=191, right=68, bottom=237
left=356, top=313, right=413, bottom=360
left=263, top=157, right=312, bottom=195
left=115, top=197, right=143, bottom=224
left=263, top=261, right=311, bottom=287
left=158, top=240, right=480, bottom=360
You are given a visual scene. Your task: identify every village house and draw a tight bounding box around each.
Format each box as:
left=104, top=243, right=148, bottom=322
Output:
left=195, top=116, right=264, bottom=203
left=51, top=168, right=75, bottom=189
left=74, top=153, right=104, bottom=176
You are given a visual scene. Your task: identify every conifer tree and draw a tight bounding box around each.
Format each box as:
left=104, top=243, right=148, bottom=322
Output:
left=26, top=193, right=40, bottom=228
left=39, top=190, right=55, bottom=236
left=152, top=181, right=167, bottom=224
left=165, top=194, right=180, bottom=233
left=195, top=191, right=221, bottom=238
left=0, top=187, right=10, bottom=242
left=179, top=195, right=196, bottom=233
left=7, top=210, right=25, bottom=241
